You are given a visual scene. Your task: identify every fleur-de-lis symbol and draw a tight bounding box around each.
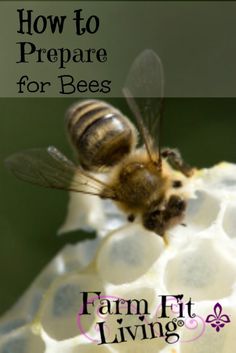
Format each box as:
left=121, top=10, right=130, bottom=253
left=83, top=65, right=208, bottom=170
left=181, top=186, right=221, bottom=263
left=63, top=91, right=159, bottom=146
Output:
left=206, top=303, right=230, bottom=332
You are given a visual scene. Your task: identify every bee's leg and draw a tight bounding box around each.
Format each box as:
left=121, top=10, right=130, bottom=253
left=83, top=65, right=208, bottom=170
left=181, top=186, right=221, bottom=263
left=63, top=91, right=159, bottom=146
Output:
left=127, top=214, right=135, bottom=222
left=161, top=148, right=193, bottom=177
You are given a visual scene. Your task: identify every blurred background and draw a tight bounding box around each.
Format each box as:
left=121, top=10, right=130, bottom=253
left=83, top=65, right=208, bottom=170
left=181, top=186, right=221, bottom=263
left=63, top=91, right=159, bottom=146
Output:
left=0, top=97, right=236, bottom=316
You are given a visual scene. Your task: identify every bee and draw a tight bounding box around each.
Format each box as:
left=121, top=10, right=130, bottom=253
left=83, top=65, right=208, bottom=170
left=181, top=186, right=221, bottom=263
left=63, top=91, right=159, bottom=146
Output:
left=6, top=50, right=193, bottom=237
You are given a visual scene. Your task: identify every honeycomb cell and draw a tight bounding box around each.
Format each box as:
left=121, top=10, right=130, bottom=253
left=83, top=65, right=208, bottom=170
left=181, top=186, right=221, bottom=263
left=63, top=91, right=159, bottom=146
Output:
left=0, top=327, right=45, bottom=353
left=201, top=163, right=236, bottom=192
left=0, top=319, right=27, bottom=336
left=222, top=201, right=236, bottom=239
left=184, top=191, right=220, bottom=232
left=96, top=224, right=164, bottom=284
left=164, top=235, right=236, bottom=301
left=40, top=274, right=104, bottom=340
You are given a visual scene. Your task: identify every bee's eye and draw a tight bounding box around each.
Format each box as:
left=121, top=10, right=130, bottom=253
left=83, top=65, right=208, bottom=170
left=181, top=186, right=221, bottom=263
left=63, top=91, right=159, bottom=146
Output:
left=172, top=180, right=182, bottom=188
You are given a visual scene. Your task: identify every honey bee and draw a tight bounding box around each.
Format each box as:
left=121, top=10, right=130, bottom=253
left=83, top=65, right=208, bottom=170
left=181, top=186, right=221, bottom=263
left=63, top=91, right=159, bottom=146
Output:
left=6, top=50, right=193, bottom=237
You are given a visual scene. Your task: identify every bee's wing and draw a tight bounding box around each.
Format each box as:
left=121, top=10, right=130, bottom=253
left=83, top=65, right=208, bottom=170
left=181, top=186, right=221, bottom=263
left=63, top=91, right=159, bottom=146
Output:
left=123, top=49, right=164, bottom=168
left=5, top=146, right=116, bottom=199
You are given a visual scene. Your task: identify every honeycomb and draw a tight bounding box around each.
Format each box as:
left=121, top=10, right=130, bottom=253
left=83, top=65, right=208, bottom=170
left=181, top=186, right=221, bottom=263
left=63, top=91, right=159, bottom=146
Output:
left=0, top=162, right=236, bottom=353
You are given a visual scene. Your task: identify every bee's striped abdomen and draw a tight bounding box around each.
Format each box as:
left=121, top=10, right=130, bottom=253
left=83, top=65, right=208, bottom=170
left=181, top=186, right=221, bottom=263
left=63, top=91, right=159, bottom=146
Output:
left=66, top=100, right=137, bottom=171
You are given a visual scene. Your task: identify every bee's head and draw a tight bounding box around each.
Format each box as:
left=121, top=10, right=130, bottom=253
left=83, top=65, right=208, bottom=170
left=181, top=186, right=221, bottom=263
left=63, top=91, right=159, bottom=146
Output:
left=142, top=195, right=186, bottom=237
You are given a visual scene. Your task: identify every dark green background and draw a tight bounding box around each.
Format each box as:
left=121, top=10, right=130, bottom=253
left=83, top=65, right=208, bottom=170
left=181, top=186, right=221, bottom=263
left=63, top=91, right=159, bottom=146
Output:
left=0, top=98, right=236, bottom=316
